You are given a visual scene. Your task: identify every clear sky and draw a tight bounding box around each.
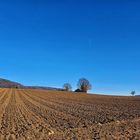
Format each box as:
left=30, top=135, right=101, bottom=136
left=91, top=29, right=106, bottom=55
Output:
left=0, top=0, right=140, bottom=95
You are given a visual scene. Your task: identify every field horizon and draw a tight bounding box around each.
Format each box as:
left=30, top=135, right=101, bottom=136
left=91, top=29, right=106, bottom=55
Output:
left=0, top=77, right=139, bottom=97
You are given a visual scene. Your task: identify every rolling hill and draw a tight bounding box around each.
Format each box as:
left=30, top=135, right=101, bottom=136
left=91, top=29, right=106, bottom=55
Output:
left=0, top=78, right=64, bottom=91
left=0, top=78, right=23, bottom=88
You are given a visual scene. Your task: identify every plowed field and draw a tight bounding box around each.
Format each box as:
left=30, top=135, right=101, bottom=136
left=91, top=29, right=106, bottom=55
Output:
left=0, top=88, right=140, bottom=140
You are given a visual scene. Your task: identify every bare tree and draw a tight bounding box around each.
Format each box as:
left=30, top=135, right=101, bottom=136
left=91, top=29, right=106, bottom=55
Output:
left=77, top=78, right=91, bottom=93
left=131, top=91, right=135, bottom=96
left=63, top=83, right=72, bottom=91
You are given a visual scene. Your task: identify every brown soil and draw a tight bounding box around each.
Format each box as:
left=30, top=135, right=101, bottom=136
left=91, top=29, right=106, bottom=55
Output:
left=0, top=88, right=140, bottom=140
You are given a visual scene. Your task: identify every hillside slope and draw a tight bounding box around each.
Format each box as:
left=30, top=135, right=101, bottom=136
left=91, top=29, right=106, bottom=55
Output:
left=0, top=78, right=64, bottom=90
left=0, top=78, right=23, bottom=88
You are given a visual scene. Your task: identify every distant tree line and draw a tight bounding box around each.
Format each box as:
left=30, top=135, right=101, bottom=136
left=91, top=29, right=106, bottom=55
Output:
left=63, top=78, right=91, bottom=93
left=63, top=79, right=137, bottom=96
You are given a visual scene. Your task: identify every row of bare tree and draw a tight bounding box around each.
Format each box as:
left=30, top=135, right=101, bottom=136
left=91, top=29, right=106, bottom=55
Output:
left=63, top=79, right=136, bottom=96
left=63, top=78, right=91, bottom=93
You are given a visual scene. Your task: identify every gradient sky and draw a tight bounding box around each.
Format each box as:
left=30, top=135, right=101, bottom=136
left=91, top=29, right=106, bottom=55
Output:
left=0, top=0, right=140, bottom=95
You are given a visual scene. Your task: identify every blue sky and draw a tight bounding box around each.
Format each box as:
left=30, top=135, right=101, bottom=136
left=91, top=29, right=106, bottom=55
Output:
left=0, top=0, right=140, bottom=95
